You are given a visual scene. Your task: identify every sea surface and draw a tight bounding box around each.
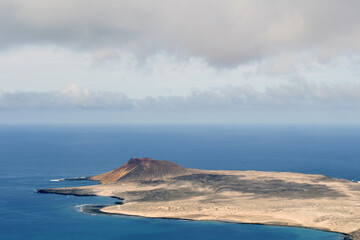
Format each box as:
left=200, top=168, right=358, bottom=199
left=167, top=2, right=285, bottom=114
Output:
left=1, top=124, right=359, bottom=240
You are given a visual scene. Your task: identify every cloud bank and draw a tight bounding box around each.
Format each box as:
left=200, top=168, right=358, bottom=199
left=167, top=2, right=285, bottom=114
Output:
left=1, top=80, right=360, bottom=111
left=1, top=1, right=360, bottom=124
left=1, top=0, right=360, bottom=66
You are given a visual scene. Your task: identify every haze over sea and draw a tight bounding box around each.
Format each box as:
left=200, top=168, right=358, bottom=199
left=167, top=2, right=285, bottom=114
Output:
left=1, top=124, right=359, bottom=240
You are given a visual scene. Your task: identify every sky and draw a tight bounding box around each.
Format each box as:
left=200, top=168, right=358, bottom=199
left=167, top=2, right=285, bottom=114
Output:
left=1, top=0, right=360, bottom=124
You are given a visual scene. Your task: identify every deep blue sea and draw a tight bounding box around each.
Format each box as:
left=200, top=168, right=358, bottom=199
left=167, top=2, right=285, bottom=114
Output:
left=1, top=124, right=359, bottom=240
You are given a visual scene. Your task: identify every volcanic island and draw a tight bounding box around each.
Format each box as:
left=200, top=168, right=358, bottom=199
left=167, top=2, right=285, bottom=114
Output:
left=38, top=158, right=360, bottom=239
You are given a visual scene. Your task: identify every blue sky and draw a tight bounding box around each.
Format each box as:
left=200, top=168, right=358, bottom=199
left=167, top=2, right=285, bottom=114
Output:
left=1, top=0, right=360, bottom=124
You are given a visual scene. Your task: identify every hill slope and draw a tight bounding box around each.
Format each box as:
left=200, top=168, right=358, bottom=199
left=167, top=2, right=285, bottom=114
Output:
left=90, top=158, right=192, bottom=184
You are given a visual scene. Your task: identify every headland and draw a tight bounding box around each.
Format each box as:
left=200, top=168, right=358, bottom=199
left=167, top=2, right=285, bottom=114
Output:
left=38, top=158, right=360, bottom=240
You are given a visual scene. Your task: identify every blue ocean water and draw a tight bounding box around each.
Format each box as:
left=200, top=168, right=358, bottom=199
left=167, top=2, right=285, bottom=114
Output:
left=1, top=124, right=358, bottom=240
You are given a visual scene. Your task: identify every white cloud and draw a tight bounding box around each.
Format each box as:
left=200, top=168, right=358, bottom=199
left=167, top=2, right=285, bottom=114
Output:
left=1, top=0, right=360, bottom=66
left=1, top=80, right=360, bottom=111
left=1, top=0, right=360, bottom=125
left=0, top=85, right=133, bottom=110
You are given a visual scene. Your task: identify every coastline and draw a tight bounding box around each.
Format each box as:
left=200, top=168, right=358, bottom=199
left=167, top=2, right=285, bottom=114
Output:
left=81, top=204, right=351, bottom=240
left=38, top=168, right=360, bottom=240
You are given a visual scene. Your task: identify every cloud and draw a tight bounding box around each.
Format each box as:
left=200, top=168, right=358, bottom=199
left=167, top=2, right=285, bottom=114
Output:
left=1, top=80, right=360, bottom=111
left=0, top=84, right=133, bottom=110
left=1, top=0, right=360, bottom=66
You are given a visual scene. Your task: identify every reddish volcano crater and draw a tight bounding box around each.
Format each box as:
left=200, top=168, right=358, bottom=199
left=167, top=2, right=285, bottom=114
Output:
left=90, top=158, right=192, bottom=184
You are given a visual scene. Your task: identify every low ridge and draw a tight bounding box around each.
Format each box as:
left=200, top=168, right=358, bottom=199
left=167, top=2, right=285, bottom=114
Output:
left=90, top=158, right=192, bottom=184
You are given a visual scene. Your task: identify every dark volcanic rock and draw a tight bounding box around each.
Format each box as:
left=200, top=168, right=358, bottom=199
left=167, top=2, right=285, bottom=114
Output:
left=123, top=187, right=205, bottom=202
left=173, top=174, right=346, bottom=199
left=36, top=188, right=96, bottom=196
left=350, top=230, right=360, bottom=240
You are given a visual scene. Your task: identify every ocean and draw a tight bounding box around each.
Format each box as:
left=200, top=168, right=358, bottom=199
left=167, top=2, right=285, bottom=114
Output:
left=1, top=124, right=359, bottom=240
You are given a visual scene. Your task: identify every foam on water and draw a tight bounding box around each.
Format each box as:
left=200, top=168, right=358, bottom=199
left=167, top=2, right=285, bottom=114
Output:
left=75, top=204, right=91, bottom=213
left=50, top=178, right=65, bottom=182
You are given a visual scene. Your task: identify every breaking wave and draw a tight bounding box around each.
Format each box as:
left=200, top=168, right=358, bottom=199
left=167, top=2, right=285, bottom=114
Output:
left=75, top=204, right=91, bottom=213
left=50, top=178, right=65, bottom=182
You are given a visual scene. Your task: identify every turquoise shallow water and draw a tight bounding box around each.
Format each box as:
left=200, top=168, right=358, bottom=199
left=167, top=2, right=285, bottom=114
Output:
left=1, top=124, right=357, bottom=240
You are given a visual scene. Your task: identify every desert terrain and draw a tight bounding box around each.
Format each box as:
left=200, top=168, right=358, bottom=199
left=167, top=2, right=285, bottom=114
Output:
left=38, top=158, right=360, bottom=240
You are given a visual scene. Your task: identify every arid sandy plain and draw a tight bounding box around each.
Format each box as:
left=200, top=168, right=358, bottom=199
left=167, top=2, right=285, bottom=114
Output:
left=39, top=158, right=360, bottom=240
